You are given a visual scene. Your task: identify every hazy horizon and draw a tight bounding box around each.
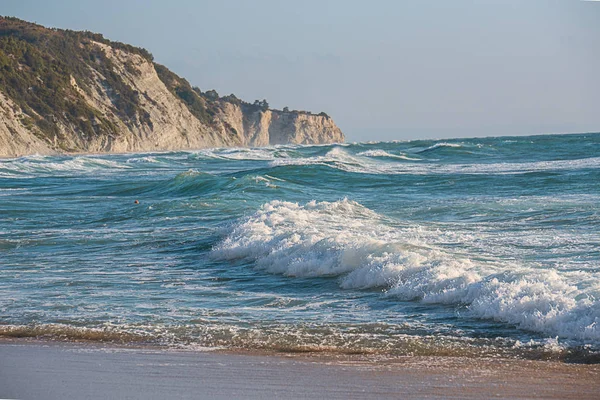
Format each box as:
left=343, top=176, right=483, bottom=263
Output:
left=2, top=0, right=599, bottom=142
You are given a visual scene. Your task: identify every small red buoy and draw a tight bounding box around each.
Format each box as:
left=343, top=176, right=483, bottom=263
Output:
left=134, top=200, right=139, bottom=204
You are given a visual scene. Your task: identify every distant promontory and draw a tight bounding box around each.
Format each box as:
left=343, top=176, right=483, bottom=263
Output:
left=0, top=17, right=344, bottom=157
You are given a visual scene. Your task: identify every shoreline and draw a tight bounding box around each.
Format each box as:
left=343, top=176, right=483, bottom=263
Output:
left=0, top=141, right=345, bottom=160
left=1, top=339, right=599, bottom=399
left=2, top=331, right=598, bottom=364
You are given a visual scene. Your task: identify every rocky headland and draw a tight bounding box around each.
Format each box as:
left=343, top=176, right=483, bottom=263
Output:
left=0, top=17, right=344, bottom=157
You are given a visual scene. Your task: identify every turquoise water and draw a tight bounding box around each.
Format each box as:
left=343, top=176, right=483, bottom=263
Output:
left=1, top=133, right=599, bottom=361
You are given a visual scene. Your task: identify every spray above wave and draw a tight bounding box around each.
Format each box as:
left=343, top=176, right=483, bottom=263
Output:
left=212, top=199, right=600, bottom=343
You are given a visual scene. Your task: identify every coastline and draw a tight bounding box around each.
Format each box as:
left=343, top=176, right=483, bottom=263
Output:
left=1, top=339, right=599, bottom=399
left=0, top=142, right=344, bottom=160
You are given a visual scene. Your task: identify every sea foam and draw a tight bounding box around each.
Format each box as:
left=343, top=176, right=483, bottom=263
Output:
left=356, top=149, right=420, bottom=161
left=269, top=147, right=600, bottom=176
left=212, top=199, right=600, bottom=342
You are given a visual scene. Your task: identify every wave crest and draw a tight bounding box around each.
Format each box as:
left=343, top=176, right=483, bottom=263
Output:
left=417, top=142, right=464, bottom=153
left=356, top=149, right=421, bottom=161
left=212, top=200, right=600, bottom=342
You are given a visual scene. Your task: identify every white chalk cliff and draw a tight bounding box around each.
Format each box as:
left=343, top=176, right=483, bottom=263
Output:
left=0, top=18, right=344, bottom=157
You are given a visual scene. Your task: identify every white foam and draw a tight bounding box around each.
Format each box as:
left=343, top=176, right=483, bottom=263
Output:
left=212, top=199, right=600, bottom=342
left=247, top=175, right=278, bottom=188
left=357, top=149, right=421, bottom=161
left=0, top=156, right=131, bottom=177
left=418, top=142, right=464, bottom=152
left=126, top=156, right=160, bottom=163
left=190, top=147, right=292, bottom=161
left=271, top=147, right=378, bottom=171
left=270, top=149, right=600, bottom=176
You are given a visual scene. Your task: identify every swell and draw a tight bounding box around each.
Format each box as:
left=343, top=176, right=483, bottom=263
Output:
left=2, top=135, right=598, bottom=179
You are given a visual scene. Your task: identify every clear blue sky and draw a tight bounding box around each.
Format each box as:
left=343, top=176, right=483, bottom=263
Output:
left=2, top=0, right=599, bottom=141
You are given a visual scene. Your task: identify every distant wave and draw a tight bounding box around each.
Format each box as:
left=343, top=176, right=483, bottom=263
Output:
left=356, top=150, right=421, bottom=161
left=0, top=155, right=131, bottom=178
left=2, top=143, right=599, bottom=180
left=417, top=142, right=464, bottom=153
left=188, top=147, right=294, bottom=161
left=125, top=156, right=161, bottom=164
left=212, top=199, right=600, bottom=342
left=269, top=148, right=600, bottom=176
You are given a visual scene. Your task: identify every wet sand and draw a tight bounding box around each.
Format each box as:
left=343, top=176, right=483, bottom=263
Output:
left=1, top=340, right=599, bottom=399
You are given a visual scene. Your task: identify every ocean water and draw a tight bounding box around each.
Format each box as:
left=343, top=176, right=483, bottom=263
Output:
left=1, top=133, right=599, bottom=362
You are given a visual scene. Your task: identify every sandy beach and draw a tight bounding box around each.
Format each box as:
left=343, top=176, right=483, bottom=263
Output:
left=1, top=340, right=599, bottom=400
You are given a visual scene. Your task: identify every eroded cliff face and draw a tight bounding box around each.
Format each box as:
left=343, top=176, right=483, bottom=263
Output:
left=0, top=23, right=344, bottom=157
left=0, top=91, right=55, bottom=156
left=65, top=41, right=232, bottom=154
left=216, top=102, right=344, bottom=147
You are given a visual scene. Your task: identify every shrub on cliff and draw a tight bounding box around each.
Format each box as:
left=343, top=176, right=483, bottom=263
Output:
left=0, top=16, right=153, bottom=140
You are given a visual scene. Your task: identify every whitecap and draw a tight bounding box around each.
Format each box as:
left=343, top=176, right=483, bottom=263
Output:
left=417, top=142, right=464, bottom=153
left=212, top=199, right=600, bottom=342
left=357, top=149, right=421, bottom=161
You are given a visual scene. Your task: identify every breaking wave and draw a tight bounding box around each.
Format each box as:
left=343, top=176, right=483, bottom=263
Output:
left=0, top=155, right=131, bottom=177
left=269, top=147, right=600, bottom=175
left=212, top=199, right=600, bottom=343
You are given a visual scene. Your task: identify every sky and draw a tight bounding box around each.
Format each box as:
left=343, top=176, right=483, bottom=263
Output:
left=2, top=0, right=599, bottom=141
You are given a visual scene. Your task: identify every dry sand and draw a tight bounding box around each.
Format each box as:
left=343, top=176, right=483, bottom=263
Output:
left=1, top=340, right=599, bottom=399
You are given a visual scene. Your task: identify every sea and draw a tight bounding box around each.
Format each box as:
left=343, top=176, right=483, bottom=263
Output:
left=1, top=133, right=599, bottom=362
